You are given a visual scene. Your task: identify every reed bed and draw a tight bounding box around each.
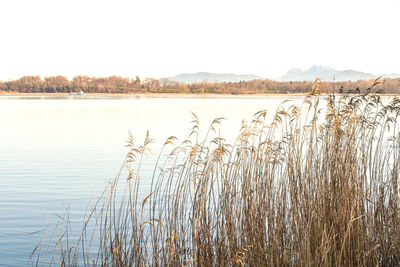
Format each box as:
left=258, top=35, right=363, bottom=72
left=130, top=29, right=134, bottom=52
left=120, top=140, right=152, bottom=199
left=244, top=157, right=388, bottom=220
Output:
left=34, top=83, right=400, bottom=266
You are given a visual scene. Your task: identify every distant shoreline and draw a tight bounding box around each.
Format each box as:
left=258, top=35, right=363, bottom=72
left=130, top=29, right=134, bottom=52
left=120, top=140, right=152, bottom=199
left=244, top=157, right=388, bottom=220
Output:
left=1, top=92, right=399, bottom=97
left=0, top=92, right=307, bottom=96
left=2, top=75, right=398, bottom=95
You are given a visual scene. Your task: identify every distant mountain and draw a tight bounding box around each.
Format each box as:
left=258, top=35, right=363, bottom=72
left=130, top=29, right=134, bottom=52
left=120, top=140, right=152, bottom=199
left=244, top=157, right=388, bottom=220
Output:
left=168, top=72, right=263, bottom=83
left=282, top=66, right=338, bottom=81
left=167, top=68, right=399, bottom=84
left=280, top=65, right=399, bottom=82
left=331, top=70, right=375, bottom=81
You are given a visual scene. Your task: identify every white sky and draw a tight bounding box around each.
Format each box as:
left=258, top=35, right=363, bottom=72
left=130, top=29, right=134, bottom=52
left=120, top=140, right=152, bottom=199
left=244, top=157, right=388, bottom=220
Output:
left=0, top=0, right=399, bottom=80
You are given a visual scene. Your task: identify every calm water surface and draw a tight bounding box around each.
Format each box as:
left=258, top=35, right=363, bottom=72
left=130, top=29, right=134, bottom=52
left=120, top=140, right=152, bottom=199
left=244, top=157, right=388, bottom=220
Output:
left=0, top=95, right=305, bottom=266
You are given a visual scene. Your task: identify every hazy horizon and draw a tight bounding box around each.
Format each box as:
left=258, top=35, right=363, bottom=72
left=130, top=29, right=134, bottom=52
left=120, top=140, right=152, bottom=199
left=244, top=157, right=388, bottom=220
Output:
left=1, top=64, right=398, bottom=82
left=1, top=0, right=399, bottom=80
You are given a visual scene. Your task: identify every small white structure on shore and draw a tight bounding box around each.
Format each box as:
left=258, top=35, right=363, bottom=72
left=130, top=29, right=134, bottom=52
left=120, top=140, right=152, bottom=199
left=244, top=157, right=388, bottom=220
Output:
left=69, top=90, right=86, bottom=96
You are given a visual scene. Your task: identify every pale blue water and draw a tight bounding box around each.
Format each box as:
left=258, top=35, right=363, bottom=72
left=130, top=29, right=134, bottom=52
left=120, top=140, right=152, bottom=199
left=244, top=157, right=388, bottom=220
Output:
left=0, top=95, right=304, bottom=266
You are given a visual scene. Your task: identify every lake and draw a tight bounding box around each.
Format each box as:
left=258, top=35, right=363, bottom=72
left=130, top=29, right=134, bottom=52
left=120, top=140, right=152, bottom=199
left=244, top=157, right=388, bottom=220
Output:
left=0, top=94, right=306, bottom=266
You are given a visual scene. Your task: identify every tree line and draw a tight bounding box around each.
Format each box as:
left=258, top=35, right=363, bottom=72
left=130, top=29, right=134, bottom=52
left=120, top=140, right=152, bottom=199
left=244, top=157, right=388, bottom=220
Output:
left=1, top=75, right=399, bottom=94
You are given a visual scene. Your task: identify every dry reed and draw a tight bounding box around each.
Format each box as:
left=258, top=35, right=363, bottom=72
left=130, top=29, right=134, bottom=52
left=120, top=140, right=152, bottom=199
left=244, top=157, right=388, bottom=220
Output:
left=33, top=80, right=400, bottom=266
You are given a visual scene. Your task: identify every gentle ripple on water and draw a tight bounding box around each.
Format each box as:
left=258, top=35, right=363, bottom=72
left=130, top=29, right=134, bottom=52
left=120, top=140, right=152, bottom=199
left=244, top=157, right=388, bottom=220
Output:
left=0, top=95, right=305, bottom=266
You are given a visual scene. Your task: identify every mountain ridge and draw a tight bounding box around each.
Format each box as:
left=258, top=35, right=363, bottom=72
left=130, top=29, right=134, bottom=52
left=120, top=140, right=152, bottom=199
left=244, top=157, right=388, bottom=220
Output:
left=166, top=67, right=400, bottom=84
left=281, top=65, right=400, bottom=82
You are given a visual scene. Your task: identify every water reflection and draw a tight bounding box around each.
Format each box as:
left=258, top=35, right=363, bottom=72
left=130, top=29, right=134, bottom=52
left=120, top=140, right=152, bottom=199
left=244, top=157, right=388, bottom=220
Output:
left=0, top=95, right=305, bottom=266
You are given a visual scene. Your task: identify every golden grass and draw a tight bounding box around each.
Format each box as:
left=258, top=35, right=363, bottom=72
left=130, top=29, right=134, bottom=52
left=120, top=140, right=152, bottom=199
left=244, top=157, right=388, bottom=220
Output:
left=33, top=81, right=400, bottom=266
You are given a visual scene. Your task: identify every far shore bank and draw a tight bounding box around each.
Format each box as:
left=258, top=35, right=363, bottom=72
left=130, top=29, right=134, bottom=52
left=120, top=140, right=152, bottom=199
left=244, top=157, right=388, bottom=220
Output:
left=1, top=92, right=399, bottom=97
left=0, top=92, right=307, bottom=97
